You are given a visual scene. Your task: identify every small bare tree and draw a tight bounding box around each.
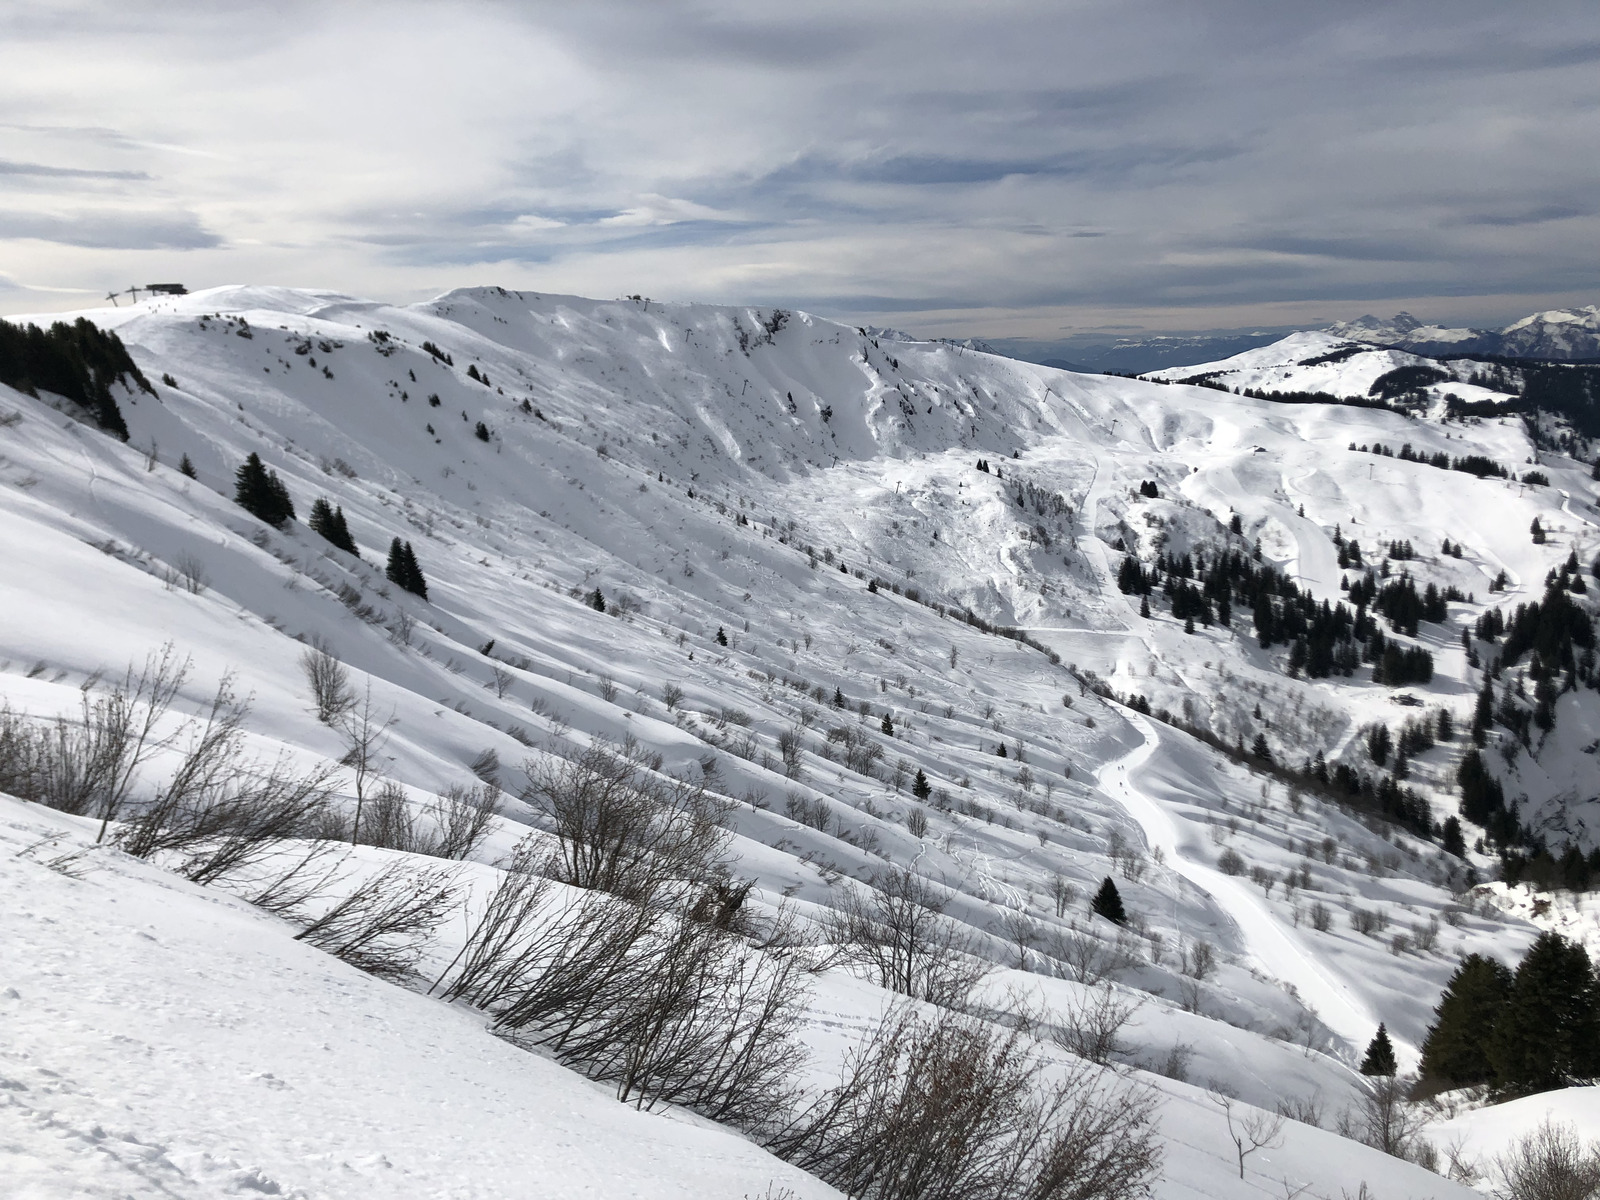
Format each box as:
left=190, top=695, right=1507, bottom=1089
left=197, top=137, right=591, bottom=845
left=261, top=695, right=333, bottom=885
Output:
left=338, top=681, right=392, bottom=845
left=294, top=860, right=460, bottom=980
left=488, top=665, right=515, bottom=699
left=1493, top=1120, right=1600, bottom=1200
left=301, top=637, right=355, bottom=725
left=1053, top=984, right=1144, bottom=1064
left=1212, top=1092, right=1285, bottom=1179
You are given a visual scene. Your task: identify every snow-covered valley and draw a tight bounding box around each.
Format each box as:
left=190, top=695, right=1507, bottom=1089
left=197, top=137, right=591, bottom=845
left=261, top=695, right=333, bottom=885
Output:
left=4, top=284, right=1599, bottom=1198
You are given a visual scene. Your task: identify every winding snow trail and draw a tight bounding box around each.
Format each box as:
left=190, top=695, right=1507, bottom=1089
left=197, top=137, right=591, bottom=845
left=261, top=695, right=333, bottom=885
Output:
left=1098, top=710, right=1397, bottom=1061
left=1056, top=428, right=1395, bottom=1062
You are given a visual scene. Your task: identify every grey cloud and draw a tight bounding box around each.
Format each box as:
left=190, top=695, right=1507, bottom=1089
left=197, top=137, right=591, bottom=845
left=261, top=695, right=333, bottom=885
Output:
left=0, top=159, right=150, bottom=180
left=0, top=209, right=219, bottom=250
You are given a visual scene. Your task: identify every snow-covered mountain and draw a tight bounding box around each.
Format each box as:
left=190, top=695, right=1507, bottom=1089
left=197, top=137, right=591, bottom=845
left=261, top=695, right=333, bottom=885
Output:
left=4, top=283, right=1598, bottom=1198
left=1328, top=306, right=1600, bottom=360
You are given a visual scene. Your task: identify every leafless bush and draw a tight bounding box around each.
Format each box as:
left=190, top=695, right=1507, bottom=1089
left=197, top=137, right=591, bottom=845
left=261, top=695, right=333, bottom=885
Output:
left=598, top=674, right=619, bottom=703
left=776, top=726, right=804, bottom=779
left=824, top=867, right=989, bottom=1008
left=785, top=791, right=834, bottom=832
left=294, top=860, right=460, bottom=980
left=1337, top=1075, right=1427, bottom=1163
left=216, top=839, right=349, bottom=917
left=1275, top=1092, right=1325, bottom=1128
left=1050, top=875, right=1077, bottom=918
left=159, top=551, right=209, bottom=594
left=476, top=869, right=809, bottom=1126
left=1211, top=1092, right=1284, bottom=1179
left=661, top=683, right=685, bottom=711
left=1052, top=984, right=1144, bottom=1065
left=387, top=608, right=416, bottom=646
left=1180, top=939, right=1217, bottom=981
left=468, top=747, right=500, bottom=786
left=1217, top=847, right=1246, bottom=875
left=488, top=665, right=515, bottom=699
left=906, top=807, right=929, bottom=838
left=522, top=735, right=731, bottom=902
left=0, top=647, right=189, bottom=837
left=770, top=1005, right=1161, bottom=1200
left=1310, top=901, right=1333, bottom=932
left=429, top=783, right=499, bottom=859
left=1492, top=1120, right=1600, bottom=1200
left=1350, top=908, right=1381, bottom=937
left=1043, top=930, right=1134, bottom=987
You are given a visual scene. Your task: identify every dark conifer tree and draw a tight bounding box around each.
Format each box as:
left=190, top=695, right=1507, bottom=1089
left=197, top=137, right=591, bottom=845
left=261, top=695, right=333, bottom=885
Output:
left=881, top=712, right=894, bottom=737
left=1419, top=953, right=1512, bottom=1089
left=386, top=538, right=428, bottom=599
left=309, top=498, right=358, bottom=555
left=1360, top=1025, right=1397, bottom=1076
left=1441, top=816, right=1466, bottom=858
left=715, top=625, right=728, bottom=646
left=833, top=687, right=845, bottom=708
left=1091, top=877, right=1126, bottom=925
left=1489, top=932, right=1600, bottom=1095
left=912, top=768, right=931, bottom=801
left=178, top=453, right=196, bottom=478
left=234, top=452, right=295, bottom=527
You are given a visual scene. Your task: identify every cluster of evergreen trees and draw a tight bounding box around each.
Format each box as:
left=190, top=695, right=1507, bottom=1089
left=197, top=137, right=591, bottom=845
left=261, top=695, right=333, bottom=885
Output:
left=1120, top=542, right=1446, bottom=687
left=0, top=316, right=152, bottom=440
left=309, top=498, right=358, bottom=555
left=386, top=539, right=428, bottom=599
left=1419, top=934, right=1600, bottom=1096
left=234, top=453, right=296, bottom=527
left=1351, top=440, right=1510, bottom=480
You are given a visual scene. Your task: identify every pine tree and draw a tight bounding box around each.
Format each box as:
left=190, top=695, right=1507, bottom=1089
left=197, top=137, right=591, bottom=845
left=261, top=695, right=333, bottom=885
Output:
left=1091, top=877, right=1126, bottom=925
left=178, top=453, right=196, bottom=478
left=833, top=687, right=845, bottom=708
left=1419, top=953, right=1512, bottom=1089
left=1250, top=733, right=1272, bottom=762
left=309, top=498, right=357, bottom=555
left=912, top=768, right=931, bottom=801
left=881, top=712, right=894, bottom=736
left=401, top=542, right=427, bottom=599
left=234, top=452, right=295, bottom=527
left=715, top=625, right=728, bottom=646
left=386, top=538, right=428, bottom=599
left=1441, top=816, right=1466, bottom=858
left=588, top=588, right=606, bottom=613
left=1531, top=517, right=1546, bottom=544
left=1139, top=596, right=1150, bottom=618
left=1490, top=932, right=1600, bottom=1095
left=1360, top=1024, right=1397, bottom=1076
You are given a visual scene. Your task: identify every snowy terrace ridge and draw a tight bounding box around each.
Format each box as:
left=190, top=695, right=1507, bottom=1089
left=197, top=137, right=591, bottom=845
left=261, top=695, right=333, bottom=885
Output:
left=2, top=282, right=1596, bottom=1198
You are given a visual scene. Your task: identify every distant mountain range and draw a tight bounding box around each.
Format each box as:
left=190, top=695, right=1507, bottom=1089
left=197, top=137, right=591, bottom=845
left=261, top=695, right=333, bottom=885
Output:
left=1327, top=305, right=1600, bottom=361
left=993, top=303, right=1600, bottom=375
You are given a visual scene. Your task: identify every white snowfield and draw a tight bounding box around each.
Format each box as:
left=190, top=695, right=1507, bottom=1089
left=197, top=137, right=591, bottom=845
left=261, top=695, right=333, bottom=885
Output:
left=1, top=283, right=1589, bottom=1197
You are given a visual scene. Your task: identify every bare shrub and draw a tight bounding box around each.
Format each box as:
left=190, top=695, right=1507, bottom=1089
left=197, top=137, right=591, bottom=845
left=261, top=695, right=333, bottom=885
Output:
left=468, top=747, right=501, bottom=786
left=906, top=807, right=929, bottom=838
left=661, top=683, right=685, bottom=711
left=1493, top=1120, right=1600, bottom=1200
left=776, top=726, right=804, bottom=779
left=598, top=674, right=619, bottom=703
left=1217, top=847, right=1246, bottom=875
left=824, top=867, right=989, bottom=1008
left=1350, top=908, right=1381, bottom=937
left=479, top=873, right=810, bottom=1126
left=429, top=782, right=499, bottom=859
left=0, top=647, right=189, bottom=837
left=1050, top=875, right=1077, bottom=918
left=294, top=860, right=460, bottom=980
left=1044, top=930, right=1134, bottom=987
left=488, top=665, right=515, bottom=699
left=1180, top=939, right=1217, bottom=982
left=522, top=735, right=731, bottom=902
left=1337, top=1075, right=1427, bottom=1163
left=339, top=683, right=392, bottom=844
left=1052, top=984, right=1144, bottom=1065
left=114, top=675, right=335, bottom=883
left=771, top=1005, right=1161, bottom=1200
left=785, top=791, right=834, bottom=832
left=1310, top=901, right=1333, bottom=932
left=301, top=637, right=355, bottom=725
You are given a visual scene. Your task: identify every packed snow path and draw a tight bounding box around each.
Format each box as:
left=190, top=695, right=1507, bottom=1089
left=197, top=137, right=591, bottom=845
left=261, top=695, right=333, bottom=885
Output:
left=1098, top=712, right=1401, bottom=1063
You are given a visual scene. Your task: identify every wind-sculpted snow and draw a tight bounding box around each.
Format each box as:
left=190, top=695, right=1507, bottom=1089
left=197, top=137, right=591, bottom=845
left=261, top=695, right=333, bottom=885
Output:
left=1, top=283, right=1592, bottom=1196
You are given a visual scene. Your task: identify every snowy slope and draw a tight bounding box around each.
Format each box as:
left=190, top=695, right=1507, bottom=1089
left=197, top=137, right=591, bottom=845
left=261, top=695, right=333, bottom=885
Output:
left=4, top=283, right=1595, bottom=1196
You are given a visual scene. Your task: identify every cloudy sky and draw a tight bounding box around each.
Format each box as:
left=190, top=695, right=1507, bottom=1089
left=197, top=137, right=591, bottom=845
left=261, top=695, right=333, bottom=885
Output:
left=2, top=0, right=1598, bottom=343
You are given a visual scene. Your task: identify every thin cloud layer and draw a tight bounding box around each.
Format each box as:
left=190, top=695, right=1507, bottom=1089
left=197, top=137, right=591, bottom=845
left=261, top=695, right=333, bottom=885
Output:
left=1, top=0, right=1596, bottom=336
